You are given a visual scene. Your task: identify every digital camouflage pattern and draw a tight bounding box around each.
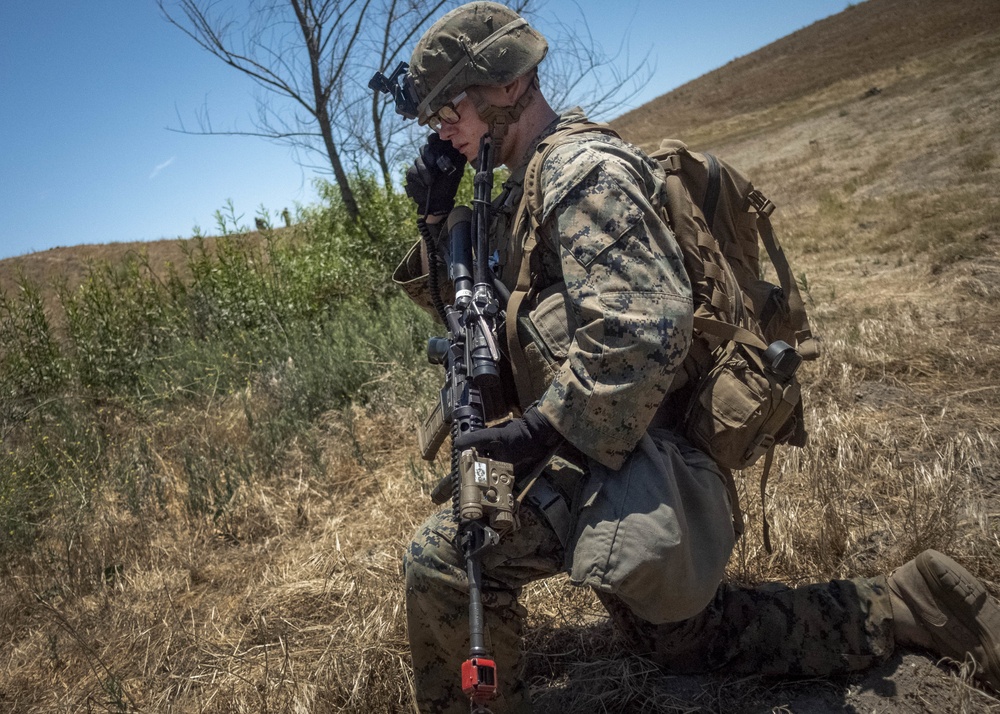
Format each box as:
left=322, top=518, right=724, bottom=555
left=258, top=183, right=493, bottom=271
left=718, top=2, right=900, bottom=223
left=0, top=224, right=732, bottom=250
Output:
left=398, top=109, right=696, bottom=469
left=600, top=578, right=894, bottom=676
left=397, top=110, right=897, bottom=713
left=404, top=505, right=561, bottom=714
left=404, top=488, right=892, bottom=714
left=525, top=118, right=693, bottom=470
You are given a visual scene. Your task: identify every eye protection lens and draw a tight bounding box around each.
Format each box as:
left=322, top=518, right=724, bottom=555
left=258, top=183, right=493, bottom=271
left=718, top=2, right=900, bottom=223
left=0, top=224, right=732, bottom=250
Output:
left=427, top=92, right=467, bottom=131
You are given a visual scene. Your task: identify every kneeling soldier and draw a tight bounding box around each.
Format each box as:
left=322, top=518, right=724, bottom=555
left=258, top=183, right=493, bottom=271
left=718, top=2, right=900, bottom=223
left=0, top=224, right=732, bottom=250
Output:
left=375, top=3, right=1000, bottom=711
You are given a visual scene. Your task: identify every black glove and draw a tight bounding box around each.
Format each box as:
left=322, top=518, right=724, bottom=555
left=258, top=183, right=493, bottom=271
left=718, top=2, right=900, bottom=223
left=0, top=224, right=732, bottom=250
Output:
left=405, top=133, right=466, bottom=216
left=453, top=406, right=563, bottom=478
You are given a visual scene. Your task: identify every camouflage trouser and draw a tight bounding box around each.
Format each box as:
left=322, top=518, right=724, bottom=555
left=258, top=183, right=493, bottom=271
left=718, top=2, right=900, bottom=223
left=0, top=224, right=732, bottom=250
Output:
left=405, top=504, right=562, bottom=714
left=404, top=440, right=895, bottom=714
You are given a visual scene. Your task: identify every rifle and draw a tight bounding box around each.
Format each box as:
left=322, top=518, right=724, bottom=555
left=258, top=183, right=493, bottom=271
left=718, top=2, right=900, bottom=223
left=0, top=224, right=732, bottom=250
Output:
left=368, top=65, right=516, bottom=709
left=418, top=134, right=515, bottom=714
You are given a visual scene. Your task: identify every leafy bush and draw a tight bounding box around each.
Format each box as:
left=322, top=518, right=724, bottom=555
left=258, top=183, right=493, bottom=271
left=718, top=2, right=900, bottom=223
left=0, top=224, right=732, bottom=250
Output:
left=61, top=255, right=182, bottom=394
left=0, top=278, right=69, bottom=426
left=0, top=176, right=436, bottom=559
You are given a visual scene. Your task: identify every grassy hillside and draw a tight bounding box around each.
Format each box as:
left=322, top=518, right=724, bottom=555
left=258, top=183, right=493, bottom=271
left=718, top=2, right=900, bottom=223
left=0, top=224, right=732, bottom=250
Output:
left=0, top=224, right=273, bottom=321
left=613, top=0, right=1000, bottom=149
left=2, top=0, right=1000, bottom=711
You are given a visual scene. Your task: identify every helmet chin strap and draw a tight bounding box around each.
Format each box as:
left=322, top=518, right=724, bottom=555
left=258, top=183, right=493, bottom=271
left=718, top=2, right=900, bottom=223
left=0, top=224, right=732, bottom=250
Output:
left=468, top=75, right=539, bottom=162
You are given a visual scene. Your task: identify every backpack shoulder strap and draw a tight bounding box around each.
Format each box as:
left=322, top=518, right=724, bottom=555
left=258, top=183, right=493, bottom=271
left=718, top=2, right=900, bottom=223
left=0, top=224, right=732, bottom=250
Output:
left=702, top=152, right=723, bottom=231
left=521, top=120, right=621, bottom=227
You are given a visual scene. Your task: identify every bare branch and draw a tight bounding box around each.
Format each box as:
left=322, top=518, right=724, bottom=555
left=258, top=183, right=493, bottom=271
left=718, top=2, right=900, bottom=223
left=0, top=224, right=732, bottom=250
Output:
left=528, top=3, right=655, bottom=121
left=160, top=0, right=655, bottom=211
left=159, top=0, right=388, bottom=220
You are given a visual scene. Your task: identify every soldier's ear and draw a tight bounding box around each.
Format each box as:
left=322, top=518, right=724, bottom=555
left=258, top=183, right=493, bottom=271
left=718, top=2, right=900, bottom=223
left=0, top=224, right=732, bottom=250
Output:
left=499, top=75, right=530, bottom=105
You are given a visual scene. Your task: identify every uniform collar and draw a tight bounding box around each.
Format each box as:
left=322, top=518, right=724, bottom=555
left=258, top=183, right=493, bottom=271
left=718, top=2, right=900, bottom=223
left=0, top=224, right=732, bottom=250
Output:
left=504, top=107, right=589, bottom=189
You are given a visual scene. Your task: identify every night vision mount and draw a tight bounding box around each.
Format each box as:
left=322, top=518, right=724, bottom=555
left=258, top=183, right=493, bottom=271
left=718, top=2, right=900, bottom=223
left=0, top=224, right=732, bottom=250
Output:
left=369, top=61, right=419, bottom=120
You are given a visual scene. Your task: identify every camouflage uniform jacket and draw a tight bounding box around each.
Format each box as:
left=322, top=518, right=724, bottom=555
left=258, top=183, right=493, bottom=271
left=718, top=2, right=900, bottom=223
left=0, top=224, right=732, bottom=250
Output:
left=394, top=109, right=693, bottom=471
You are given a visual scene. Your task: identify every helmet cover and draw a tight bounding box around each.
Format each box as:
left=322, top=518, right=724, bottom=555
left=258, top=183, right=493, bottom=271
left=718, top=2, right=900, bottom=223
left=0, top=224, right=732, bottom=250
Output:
left=409, top=2, right=547, bottom=124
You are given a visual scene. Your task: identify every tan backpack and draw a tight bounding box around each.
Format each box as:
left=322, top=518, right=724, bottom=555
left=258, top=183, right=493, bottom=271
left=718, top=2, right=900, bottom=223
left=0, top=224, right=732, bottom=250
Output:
left=651, top=138, right=819, bottom=453
left=514, top=124, right=820, bottom=549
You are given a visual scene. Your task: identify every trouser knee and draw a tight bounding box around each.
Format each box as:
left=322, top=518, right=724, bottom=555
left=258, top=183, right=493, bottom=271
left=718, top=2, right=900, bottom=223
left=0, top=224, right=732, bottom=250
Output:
left=404, top=508, right=465, bottom=598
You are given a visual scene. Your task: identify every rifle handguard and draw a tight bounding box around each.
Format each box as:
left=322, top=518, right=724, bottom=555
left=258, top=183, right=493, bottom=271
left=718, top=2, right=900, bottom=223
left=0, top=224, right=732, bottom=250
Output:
left=418, top=398, right=449, bottom=462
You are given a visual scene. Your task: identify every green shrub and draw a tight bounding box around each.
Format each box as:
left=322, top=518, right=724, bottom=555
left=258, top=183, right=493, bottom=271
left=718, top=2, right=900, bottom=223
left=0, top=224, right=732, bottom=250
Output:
left=1, top=400, right=107, bottom=551
left=61, top=255, right=182, bottom=395
left=0, top=278, right=69, bottom=426
left=0, top=175, right=440, bottom=558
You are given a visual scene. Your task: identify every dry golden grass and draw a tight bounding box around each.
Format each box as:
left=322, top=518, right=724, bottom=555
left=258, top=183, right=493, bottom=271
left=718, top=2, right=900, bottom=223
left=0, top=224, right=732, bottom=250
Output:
left=1, top=403, right=426, bottom=712
left=3, top=0, right=1000, bottom=711
left=612, top=0, right=1000, bottom=150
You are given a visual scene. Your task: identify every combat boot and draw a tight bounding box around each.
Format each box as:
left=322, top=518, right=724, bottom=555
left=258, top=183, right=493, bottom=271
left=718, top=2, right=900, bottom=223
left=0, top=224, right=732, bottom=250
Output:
left=888, top=549, right=1000, bottom=689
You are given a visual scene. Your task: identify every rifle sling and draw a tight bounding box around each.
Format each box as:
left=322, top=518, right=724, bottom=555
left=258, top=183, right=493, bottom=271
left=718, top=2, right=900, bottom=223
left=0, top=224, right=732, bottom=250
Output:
left=518, top=472, right=572, bottom=548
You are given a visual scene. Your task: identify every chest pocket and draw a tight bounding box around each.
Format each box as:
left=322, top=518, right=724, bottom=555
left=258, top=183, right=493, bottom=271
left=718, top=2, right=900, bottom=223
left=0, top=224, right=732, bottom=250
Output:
left=514, top=281, right=577, bottom=405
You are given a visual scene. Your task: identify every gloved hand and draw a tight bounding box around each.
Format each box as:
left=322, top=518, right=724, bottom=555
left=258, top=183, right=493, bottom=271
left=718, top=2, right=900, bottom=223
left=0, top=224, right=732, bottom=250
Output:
left=453, top=406, right=563, bottom=478
left=404, top=133, right=466, bottom=216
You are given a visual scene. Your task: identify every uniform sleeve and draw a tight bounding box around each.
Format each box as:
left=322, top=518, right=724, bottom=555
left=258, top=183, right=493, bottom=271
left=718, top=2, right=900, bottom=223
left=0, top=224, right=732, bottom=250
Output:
left=391, top=222, right=451, bottom=318
left=534, top=146, right=693, bottom=470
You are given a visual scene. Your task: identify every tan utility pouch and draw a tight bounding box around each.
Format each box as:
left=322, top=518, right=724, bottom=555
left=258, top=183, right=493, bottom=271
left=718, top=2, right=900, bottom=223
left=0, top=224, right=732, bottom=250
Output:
left=684, top=318, right=801, bottom=471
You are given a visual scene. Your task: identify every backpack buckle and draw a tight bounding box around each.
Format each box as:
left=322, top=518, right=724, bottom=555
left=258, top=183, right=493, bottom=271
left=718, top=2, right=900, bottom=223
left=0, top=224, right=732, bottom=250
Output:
left=747, top=189, right=775, bottom=217
left=658, top=153, right=682, bottom=174
left=744, top=433, right=775, bottom=464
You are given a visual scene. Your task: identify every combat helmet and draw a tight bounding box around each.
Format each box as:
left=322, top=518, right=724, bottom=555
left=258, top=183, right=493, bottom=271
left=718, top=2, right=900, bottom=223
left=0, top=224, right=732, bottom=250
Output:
left=408, top=2, right=547, bottom=129
left=371, top=2, right=547, bottom=150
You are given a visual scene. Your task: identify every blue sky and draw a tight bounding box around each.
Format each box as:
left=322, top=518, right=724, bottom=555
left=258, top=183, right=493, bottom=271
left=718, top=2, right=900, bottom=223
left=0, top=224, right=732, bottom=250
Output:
left=0, top=1, right=852, bottom=261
